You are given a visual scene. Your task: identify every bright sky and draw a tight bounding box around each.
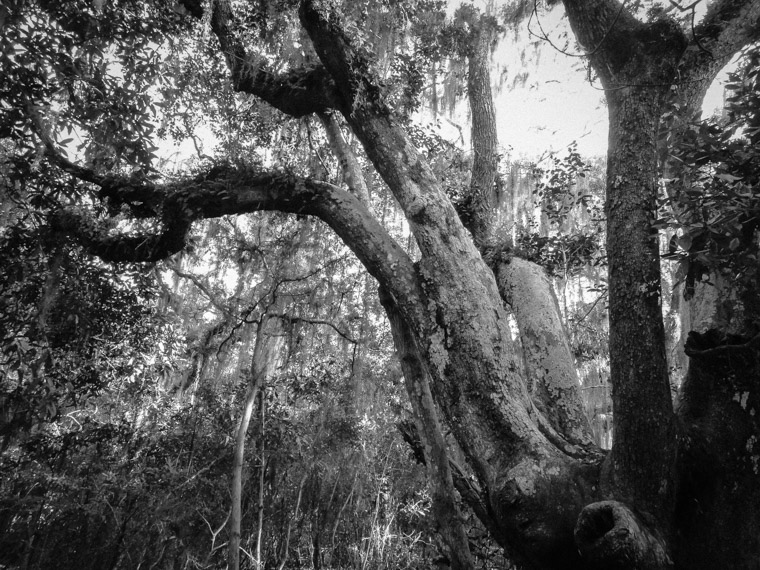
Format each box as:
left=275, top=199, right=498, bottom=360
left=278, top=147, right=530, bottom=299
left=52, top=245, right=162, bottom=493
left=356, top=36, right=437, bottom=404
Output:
left=162, top=1, right=732, bottom=165
left=443, top=1, right=731, bottom=159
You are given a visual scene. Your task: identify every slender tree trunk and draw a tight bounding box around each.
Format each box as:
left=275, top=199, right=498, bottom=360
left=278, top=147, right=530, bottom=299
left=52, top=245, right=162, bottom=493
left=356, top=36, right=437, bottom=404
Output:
left=276, top=472, right=309, bottom=570
left=228, top=316, right=284, bottom=570
left=318, top=111, right=370, bottom=206
left=229, top=378, right=260, bottom=570
left=319, top=109, right=374, bottom=413
left=464, top=12, right=499, bottom=247
left=255, top=390, right=265, bottom=569
left=329, top=471, right=356, bottom=563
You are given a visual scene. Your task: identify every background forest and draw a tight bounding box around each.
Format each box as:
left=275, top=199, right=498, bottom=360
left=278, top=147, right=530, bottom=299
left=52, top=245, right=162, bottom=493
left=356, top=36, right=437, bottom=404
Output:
left=1, top=0, right=758, bottom=569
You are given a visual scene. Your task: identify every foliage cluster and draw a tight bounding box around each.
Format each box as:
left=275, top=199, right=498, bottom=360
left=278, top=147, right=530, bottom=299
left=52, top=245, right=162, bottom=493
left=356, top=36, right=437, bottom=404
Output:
left=658, top=49, right=760, bottom=318
left=515, top=144, right=606, bottom=277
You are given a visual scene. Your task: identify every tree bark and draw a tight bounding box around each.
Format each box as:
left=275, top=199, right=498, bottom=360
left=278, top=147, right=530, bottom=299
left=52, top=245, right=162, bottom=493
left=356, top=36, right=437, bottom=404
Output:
left=462, top=10, right=499, bottom=247
left=574, top=500, right=673, bottom=570
left=561, top=0, right=760, bottom=564
left=318, top=111, right=371, bottom=206
left=561, top=0, right=686, bottom=526
left=604, top=83, right=677, bottom=524
left=494, top=256, right=592, bottom=449
left=380, top=289, right=476, bottom=570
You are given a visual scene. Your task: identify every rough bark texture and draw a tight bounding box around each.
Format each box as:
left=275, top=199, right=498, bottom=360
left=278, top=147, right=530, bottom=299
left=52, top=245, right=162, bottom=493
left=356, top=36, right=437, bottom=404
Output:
left=494, top=257, right=591, bottom=449
left=320, top=106, right=477, bottom=567
left=604, top=83, right=677, bottom=524
left=381, top=289, right=476, bottom=570
left=561, top=0, right=760, bottom=564
left=462, top=11, right=499, bottom=247
left=575, top=500, right=673, bottom=570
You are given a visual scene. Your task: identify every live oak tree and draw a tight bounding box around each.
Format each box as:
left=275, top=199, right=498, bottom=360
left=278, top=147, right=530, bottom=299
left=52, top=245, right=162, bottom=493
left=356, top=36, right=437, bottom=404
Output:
left=560, top=1, right=760, bottom=568
left=3, top=0, right=760, bottom=569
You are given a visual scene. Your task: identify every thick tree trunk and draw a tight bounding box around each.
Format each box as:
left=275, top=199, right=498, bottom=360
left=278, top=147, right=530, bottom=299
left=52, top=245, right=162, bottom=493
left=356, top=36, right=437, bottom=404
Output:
left=674, top=330, right=760, bottom=570
left=604, top=86, right=677, bottom=523
left=458, top=5, right=592, bottom=455
left=381, top=289, right=476, bottom=570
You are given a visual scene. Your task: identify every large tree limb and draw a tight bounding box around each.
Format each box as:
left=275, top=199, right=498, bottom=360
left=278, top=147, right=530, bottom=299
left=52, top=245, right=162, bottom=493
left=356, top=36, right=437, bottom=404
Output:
left=380, top=289, right=476, bottom=570
left=493, top=256, right=593, bottom=450
left=298, top=0, right=475, bottom=259
left=674, top=0, right=760, bottom=113
left=43, top=158, right=425, bottom=326
left=297, top=3, right=604, bottom=502
left=692, top=0, right=760, bottom=58
left=563, top=0, right=760, bottom=92
left=50, top=209, right=191, bottom=263
left=179, top=0, right=337, bottom=117
left=456, top=5, right=592, bottom=452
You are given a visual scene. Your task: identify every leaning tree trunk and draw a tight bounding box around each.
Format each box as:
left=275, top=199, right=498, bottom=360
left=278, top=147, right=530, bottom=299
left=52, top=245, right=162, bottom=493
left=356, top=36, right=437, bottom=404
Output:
left=493, top=256, right=591, bottom=449
left=381, top=289, right=476, bottom=570
left=320, top=105, right=476, bottom=568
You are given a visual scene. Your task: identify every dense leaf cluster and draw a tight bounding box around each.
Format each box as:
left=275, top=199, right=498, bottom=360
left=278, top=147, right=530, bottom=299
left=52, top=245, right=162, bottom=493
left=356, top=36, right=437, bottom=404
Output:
left=659, top=48, right=760, bottom=314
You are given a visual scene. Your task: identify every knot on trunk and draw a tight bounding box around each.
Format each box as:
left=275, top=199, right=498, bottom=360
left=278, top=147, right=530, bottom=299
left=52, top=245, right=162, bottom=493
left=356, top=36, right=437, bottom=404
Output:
left=574, top=500, right=672, bottom=570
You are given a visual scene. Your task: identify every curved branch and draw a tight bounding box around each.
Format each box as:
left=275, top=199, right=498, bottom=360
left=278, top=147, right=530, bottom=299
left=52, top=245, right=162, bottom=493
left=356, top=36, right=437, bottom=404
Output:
left=50, top=208, right=191, bottom=263
left=179, top=0, right=337, bottom=117
left=691, top=0, right=760, bottom=58
left=674, top=0, right=760, bottom=102
left=48, top=164, right=424, bottom=323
